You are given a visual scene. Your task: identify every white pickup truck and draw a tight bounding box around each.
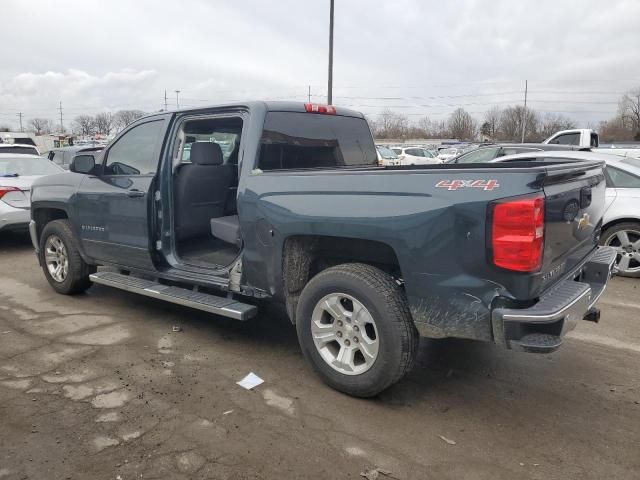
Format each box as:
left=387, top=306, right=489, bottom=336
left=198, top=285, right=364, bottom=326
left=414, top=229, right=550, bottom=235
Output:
left=544, top=129, right=640, bottom=159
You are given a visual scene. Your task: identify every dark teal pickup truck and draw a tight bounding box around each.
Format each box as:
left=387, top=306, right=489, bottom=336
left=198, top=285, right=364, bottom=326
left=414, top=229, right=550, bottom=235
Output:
left=29, top=102, right=616, bottom=397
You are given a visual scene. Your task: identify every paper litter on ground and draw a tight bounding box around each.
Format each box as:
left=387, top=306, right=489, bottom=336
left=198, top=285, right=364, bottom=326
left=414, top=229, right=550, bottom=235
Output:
left=236, top=372, right=264, bottom=390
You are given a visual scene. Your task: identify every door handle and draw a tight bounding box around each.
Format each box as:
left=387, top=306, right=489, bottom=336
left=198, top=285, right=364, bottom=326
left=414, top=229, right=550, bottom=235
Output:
left=127, top=189, right=145, bottom=198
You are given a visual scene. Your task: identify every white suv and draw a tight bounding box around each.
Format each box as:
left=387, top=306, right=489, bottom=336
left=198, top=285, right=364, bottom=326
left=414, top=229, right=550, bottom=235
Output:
left=391, top=147, right=442, bottom=166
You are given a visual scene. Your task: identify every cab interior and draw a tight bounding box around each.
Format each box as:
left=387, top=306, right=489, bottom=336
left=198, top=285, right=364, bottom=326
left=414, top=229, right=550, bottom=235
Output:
left=171, top=116, right=243, bottom=268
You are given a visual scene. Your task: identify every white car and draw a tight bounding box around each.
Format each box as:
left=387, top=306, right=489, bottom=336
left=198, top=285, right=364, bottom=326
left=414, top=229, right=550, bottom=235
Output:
left=390, top=146, right=442, bottom=166
left=0, top=154, right=64, bottom=233
left=0, top=143, right=40, bottom=156
left=485, top=150, right=640, bottom=277
left=437, top=147, right=461, bottom=162
left=375, top=145, right=400, bottom=166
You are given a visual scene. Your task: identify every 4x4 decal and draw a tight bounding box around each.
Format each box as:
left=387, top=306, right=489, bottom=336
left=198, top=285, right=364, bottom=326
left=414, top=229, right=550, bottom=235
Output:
left=435, top=179, right=500, bottom=191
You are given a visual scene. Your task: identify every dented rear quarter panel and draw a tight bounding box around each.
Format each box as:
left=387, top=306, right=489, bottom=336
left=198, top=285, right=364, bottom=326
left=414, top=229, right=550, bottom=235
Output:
left=240, top=165, right=563, bottom=341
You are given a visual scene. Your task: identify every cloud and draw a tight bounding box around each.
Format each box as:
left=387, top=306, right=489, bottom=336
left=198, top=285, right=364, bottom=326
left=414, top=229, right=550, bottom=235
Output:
left=1, top=0, right=639, bottom=128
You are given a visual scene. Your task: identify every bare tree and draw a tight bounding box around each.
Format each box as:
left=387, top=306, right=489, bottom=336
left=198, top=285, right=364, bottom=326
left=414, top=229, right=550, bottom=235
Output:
left=417, top=116, right=432, bottom=137
left=73, top=115, right=96, bottom=136
left=374, top=109, right=409, bottom=139
left=599, top=116, right=636, bottom=142
left=448, top=108, right=476, bottom=140
left=620, top=88, right=640, bottom=136
left=94, top=112, right=115, bottom=135
left=540, top=113, right=576, bottom=139
left=483, top=106, right=501, bottom=139
left=114, top=110, right=146, bottom=131
left=28, top=118, right=53, bottom=135
left=498, top=106, right=539, bottom=142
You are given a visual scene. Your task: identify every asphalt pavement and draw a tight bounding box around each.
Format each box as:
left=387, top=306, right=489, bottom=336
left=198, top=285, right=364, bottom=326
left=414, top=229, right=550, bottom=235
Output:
left=1, top=231, right=638, bottom=480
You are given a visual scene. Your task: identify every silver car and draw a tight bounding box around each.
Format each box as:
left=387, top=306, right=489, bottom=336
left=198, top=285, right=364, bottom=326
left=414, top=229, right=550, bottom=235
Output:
left=0, top=154, right=65, bottom=232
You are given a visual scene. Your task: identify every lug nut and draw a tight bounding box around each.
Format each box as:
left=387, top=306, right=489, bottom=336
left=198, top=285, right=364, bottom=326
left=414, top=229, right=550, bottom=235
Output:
left=353, top=325, right=359, bottom=332
left=344, top=339, right=351, bottom=346
left=353, top=337, right=359, bottom=343
left=337, top=320, right=343, bottom=327
left=337, top=331, right=342, bottom=338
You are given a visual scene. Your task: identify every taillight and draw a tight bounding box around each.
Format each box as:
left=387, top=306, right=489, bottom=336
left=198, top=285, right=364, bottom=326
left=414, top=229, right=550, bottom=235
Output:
left=304, top=103, right=337, bottom=115
left=491, top=195, right=545, bottom=272
left=0, top=186, right=20, bottom=200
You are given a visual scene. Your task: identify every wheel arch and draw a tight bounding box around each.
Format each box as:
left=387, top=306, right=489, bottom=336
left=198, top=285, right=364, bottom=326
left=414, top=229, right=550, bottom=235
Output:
left=281, top=234, right=403, bottom=324
left=32, top=205, right=69, bottom=243
left=601, top=217, right=640, bottom=236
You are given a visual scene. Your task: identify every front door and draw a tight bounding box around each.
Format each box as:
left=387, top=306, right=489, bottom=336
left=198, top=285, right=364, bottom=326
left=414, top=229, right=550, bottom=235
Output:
left=73, top=118, right=166, bottom=270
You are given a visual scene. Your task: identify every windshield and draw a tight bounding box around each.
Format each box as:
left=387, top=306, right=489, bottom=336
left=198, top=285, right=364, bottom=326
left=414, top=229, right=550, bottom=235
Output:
left=376, top=146, right=398, bottom=159
left=422, top=149, right=434, bottom=158
left=440, top=148, right=457, bottom=155
left=0, top=146, right=38, bottom=155
left=0, top=156, right=64, bottom=176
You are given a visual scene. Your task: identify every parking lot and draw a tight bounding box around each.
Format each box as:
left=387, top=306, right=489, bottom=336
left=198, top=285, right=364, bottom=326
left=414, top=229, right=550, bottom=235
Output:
left=0, top=231, right=637, bottom=479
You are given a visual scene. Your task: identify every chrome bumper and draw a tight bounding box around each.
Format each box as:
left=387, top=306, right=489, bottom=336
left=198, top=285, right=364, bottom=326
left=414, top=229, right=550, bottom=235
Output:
left=492, top=247, right=617, bottom=353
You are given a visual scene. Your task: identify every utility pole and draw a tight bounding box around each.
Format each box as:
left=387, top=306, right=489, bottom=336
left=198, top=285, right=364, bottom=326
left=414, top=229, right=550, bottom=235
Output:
left=308, top=85, right=311, bottom=103
left=164, top=90, right=168, bottom=111
left=327, top=0, right=334, bottom=105
left=175, top=90, right=181, bottom=109
left=17, top=112, right=23, bottom=132
left=59, top=101, right=64, bottom=133
left=520, top=80, right=528, bottom=143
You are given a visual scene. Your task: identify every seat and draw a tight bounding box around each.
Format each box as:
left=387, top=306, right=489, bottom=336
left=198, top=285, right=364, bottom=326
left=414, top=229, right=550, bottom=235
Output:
left=210, top=215, right=241, bottom=247
left=174, top=142, right=233, bottom=240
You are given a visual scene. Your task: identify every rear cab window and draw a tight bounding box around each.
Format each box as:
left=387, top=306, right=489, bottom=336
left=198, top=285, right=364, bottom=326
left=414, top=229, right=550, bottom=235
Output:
left=258, top=112, right=377, bottom=170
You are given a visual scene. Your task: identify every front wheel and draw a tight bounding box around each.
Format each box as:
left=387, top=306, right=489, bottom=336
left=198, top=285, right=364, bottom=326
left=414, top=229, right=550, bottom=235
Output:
left=296, top=263, right=418, bottom=397
left=601, top=222, right=640, bottom=278
left=39, top=219, right=96, bottom=294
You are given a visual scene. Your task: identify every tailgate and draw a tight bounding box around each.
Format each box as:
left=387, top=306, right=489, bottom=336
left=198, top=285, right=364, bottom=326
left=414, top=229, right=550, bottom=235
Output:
left=538, top=162, right=605, bottom=293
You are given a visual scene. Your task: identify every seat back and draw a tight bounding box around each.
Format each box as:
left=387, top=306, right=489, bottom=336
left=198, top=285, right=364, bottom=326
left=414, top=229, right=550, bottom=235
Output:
left=174, top=142, right=233, bottom=240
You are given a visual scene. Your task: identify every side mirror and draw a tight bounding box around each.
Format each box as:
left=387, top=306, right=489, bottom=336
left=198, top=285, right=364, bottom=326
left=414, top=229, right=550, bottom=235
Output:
left=70, top=154, right=96, bottom=174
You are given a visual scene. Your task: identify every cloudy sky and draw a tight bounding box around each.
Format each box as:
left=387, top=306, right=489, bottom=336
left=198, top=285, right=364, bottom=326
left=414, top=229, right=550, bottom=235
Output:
left=1, top=0, right=639, bottom=130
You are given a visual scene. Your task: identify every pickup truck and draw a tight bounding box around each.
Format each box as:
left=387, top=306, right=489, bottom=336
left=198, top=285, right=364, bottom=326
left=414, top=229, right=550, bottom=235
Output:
left=29, top=102, right=616, bottom=397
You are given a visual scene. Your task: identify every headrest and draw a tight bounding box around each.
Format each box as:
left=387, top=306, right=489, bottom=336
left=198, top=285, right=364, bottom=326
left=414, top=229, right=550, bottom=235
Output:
left=190, top=142, right=223, bottom=165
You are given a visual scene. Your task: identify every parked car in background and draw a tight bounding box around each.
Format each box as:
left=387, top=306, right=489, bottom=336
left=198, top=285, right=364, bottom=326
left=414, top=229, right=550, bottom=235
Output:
left=471, top=149, right=640, bottom=277
left=437, top=147, right=461, bottom=161
left=0, top=143, right=40, bottom=156
left=448, top=143, right=585, bottom=164
left=46, top=146, right=104, bottom=170
left=390, top=146, right=442, bottom=165
left=375, top=145, right=400, bottom=166
left=0, top=154, right=65, bottom=232
left=543, top=128, right=599, bottom=148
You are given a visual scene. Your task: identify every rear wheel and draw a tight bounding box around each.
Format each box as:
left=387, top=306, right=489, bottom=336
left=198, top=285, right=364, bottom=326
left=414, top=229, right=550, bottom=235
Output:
left=296, top=263, right=418, bottom=397
left=40, top=219, right=96, bottom=294
left=601, top=222, right=640, bottom=278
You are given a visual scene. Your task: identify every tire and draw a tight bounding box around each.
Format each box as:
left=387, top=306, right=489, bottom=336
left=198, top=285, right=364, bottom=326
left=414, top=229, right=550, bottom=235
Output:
left=296, top=263, right=418, bottom=398
left=600, top=222, right=640, bottom=278
left=39, top=219, right=96, bottom=294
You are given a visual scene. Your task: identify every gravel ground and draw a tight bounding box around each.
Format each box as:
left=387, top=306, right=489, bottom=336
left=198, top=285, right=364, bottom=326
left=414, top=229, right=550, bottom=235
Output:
left=1, top=231, right=639, bottom=480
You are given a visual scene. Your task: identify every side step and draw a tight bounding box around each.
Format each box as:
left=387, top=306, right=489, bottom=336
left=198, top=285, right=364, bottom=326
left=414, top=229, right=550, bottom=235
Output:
left=512, top=333, right=562, bottom=354
left=89, top=272, right=257, bottom=321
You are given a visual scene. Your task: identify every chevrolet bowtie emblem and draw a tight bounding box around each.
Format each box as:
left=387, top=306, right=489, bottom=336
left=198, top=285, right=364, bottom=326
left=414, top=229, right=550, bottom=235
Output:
left=577, top=213, right=590, bottom=230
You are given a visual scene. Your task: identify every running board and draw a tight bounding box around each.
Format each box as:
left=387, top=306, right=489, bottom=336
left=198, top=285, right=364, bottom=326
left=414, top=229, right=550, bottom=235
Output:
left=89, top=272, right=257, bottom=321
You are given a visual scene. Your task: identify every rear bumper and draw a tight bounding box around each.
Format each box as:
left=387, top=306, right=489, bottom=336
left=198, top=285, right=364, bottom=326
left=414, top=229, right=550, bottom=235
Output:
left=492, top=247, right=617, bottom=353
left=0, top=204, right=30, bottom=231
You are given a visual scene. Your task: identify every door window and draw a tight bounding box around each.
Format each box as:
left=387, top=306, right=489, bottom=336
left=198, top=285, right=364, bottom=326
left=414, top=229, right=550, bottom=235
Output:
left=51, top=151, right=65, bottom=167
left=405, top=148, right=424, bottom=157
left=455, top=147, right=499, bottom=163
left=104, top=120, right=164, bottom=175
left=548, top=133, right=580, bottom=145
left=606, top=166, right=640, bottom=188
